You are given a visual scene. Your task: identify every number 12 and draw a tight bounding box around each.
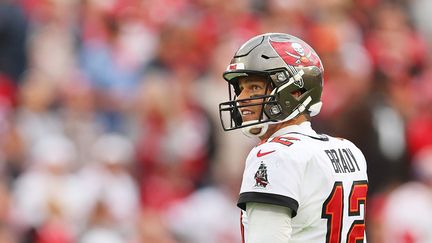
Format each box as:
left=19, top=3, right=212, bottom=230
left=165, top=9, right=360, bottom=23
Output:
left=321, top=180, right=368, bottom=243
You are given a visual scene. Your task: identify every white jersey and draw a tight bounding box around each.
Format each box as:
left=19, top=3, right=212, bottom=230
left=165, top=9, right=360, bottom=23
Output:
left=239, top=122, right=368, bottom=243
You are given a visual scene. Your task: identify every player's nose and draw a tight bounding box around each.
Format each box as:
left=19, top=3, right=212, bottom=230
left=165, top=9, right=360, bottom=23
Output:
left=237, top=89, right=251, bottom=103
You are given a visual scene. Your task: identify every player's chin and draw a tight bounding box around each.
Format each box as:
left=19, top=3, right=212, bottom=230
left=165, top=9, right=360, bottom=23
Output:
left=249, top=126, right=263, bottom=135
left=241, top=115, right=259, bottom=123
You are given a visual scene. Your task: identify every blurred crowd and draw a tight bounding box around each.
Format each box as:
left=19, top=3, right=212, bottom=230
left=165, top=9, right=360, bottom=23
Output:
left=1, top=0, right=432, bottom=242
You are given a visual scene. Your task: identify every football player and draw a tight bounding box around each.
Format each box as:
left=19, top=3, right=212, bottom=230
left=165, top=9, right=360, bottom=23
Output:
left=219, top=33, right=369, bottom=243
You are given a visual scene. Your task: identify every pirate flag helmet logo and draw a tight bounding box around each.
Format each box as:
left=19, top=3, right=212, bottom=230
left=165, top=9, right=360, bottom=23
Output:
left=254, top=162, right=269, bottom=188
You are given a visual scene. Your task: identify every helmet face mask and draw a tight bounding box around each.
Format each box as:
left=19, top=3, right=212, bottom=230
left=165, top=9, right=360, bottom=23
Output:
left=219, top=85, right=277, bottom=131
left=219, top=33, right=324, bottom=135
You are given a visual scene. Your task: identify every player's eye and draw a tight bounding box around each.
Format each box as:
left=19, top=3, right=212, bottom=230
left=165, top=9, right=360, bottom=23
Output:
left=251, top=85, right=262, bottom=92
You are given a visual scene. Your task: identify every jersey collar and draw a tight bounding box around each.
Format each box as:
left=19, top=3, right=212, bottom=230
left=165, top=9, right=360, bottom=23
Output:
left=269, top=121, right=320, bottom=139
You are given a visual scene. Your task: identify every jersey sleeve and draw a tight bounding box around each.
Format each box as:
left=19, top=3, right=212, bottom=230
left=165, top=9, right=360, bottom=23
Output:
left=237, top=140, right=308, bottom=217
left=245, top=202, right=293, bottom=243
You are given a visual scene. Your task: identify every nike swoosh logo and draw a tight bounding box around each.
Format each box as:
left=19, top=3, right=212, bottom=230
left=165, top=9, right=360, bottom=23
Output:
left=257, top=149, right=276, bottom=157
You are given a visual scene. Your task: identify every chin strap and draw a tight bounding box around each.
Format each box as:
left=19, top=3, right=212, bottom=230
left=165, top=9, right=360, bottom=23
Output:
left=241, top=121, right=269, bottom=138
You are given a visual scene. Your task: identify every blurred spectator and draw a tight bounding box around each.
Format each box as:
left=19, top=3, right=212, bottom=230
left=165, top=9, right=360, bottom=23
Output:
left=259, top=0, right=307, bottom=36
left=409, top=0, right=432, bottom=45
left=27, top=25, right=77, bottom=85
left=0, top=2, right=28, bottom=83
left=365, top=3, right=427, bottom=85
left=78, top=133, right=139, bottom=237
left=0, top=181, right=19, bottom=242
left=134, top=71, right=214, bottom=210
left=79, top=201, right=125, bottom=243
left=34, top=199, right=74, bottom=243
left=12, top=134, right=82, bottom=241
left=375, top=147, right=432, bottom=243
left=79, top=0, right=157, bottom=132
left=132, top=209, right=177, bottom=243
left=58, top=78, right=104, bottom=166
left=0, top=75, right=17, bottom=109
left=0, top=117, right=25, bottom=182
left=15, top=71, right=63, bottom=149
left=163, top=159, right=242, bottom=243
left=406, top=65, right=432, bottom=158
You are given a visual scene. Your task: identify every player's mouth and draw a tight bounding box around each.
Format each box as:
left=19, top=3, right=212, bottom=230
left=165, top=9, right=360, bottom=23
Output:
left=240, top=108, right=257, bottom=120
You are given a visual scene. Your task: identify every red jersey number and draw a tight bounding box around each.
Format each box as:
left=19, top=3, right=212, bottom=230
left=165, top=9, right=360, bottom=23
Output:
left=322, top=181, right=368, bottom=243
left=270, top=136, right=300, bottom=146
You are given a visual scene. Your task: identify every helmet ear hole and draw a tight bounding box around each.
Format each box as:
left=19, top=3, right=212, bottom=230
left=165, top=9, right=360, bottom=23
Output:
left=298, top=88, right=307, bottom=94
left=291, top=88, right=307, bottom=99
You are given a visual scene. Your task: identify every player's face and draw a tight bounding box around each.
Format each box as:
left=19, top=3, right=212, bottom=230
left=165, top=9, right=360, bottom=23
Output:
left=236, top=76, right=270, bottom=123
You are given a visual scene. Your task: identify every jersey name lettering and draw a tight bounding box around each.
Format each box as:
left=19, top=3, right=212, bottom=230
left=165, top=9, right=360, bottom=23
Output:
left=324, top=148, right=360, bottom=174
